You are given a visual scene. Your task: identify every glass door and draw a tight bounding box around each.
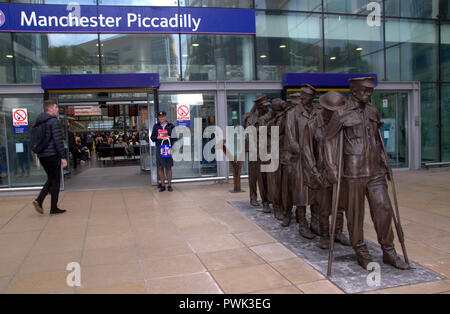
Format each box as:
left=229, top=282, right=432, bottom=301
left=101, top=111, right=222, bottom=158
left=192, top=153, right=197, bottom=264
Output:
left=373, top=92, right=409, bottom=168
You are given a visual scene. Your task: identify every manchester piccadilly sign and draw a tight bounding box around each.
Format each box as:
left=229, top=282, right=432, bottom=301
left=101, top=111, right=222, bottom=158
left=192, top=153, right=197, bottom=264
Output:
left=0, top=3, right=256, bottom=34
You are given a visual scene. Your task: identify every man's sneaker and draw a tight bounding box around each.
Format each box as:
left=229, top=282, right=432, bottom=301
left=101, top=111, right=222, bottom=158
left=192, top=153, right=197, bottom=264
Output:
left=32, top=200, right=43, bottom=214
left=50, top=208, right=66, bottom=215
left=159, top=186, right=166, bottom=192
left=168, top=186, right=173, bottom=192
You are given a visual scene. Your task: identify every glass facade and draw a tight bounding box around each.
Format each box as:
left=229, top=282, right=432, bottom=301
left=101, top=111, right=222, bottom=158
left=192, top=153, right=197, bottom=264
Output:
left=0, top=0, right=449, bottom=189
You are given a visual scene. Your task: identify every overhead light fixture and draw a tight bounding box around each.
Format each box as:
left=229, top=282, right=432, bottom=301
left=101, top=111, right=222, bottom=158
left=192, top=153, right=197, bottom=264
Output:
left=356, top=47, right=363, bottom=51
left=260, top=54, right=267, bottom=59
left=5, top=54, right=13, bottom=59
left=279, top=45, right=287, bottom=48
left=330, top=56, right=336, bottom=60
left=182, top=54, right=188, bottom=57
left=192, top=43, right=199, bottom=47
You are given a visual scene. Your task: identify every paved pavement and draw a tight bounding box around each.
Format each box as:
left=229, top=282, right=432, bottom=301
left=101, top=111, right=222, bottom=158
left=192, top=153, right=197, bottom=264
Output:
left=0, top=168, right=449, bottom=294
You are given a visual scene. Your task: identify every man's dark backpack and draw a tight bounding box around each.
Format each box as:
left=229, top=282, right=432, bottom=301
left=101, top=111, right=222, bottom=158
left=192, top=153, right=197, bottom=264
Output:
left=31, top=117, right=52, bottom=154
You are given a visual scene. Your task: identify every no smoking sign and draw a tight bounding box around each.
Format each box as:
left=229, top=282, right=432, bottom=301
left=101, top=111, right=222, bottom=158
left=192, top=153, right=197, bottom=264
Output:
left=12, top=108, right=29, bottom=134
left=176, top=104, right=190, bottom=121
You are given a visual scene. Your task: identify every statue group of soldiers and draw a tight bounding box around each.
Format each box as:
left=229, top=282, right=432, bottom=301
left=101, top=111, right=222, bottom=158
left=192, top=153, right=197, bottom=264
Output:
left=243, top=77, right=410, bottom=271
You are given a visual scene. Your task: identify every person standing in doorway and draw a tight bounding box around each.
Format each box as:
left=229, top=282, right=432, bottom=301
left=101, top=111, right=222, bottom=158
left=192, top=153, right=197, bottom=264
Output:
left=151, top=111, right=176, bottom=192
left=32, top=99, right=68, bottom=215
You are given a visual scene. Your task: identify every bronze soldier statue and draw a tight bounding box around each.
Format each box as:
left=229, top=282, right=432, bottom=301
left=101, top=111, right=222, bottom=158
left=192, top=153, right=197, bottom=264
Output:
left=283, top=85, right=318, bottom=239
left=243, top=95, right=270, bottom=212
left=325, top=77, right=409, bottom=270
left=264, top=98, right=289, bottom=220
left=302, top=91, right=351, bottom=249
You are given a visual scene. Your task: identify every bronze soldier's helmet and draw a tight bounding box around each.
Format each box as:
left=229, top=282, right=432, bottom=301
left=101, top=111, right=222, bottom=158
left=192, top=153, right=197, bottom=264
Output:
left=319, top=91, right=346, bottom=111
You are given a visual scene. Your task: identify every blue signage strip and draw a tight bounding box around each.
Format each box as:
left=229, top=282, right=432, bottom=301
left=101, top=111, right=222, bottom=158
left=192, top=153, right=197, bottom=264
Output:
left=0, top=4, right=256, bottom=34
left=41, top=73, right=160, bottom=90
left=282, top=73, right=378, bottom=89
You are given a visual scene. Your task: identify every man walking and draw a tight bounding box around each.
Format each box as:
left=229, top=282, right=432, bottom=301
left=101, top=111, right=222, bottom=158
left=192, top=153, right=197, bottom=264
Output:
left=32, top=100, right=67, bottom=215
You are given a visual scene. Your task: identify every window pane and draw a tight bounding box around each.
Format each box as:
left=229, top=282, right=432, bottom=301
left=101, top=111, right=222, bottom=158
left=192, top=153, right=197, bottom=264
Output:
left=14, top=33, right=99, bottom=83
left=385, top=19, right=438, bottom=81
left=256, top=11, right=322, bottom=80
left=100, top=0, right=178, bottom=6
left=324, top=0, right=382, bottom=14
left=441, top=24, right=450, bottom=82
left=226, top=91, right=281, bottom=176
left=0, top=33, right=14, bottom=84
left=324, top=14, right=384, bottom=77
left=180, top=0, right=252, bottom=8
left=1, top=96, right=47, bottom=188
left=158, top=92, right=217, bottom=179
left=421, top=83, right=440, bottom=163
left=100, top=34, right=180, bottom=82
left=181, top=34, right=254, bottom=81
left=442, top=83, right=450, bottom=162
left=255, top=0, right=321, bottom=11
left=441, top=0, right=450, bottom=20
left=385, top=0, right=439, bottom=18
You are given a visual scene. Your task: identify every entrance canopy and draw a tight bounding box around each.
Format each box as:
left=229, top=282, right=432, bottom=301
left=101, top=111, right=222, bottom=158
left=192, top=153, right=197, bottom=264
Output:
left=282, top=73, right=378, bottom=91
left=41, top=73, right=160, bottom=92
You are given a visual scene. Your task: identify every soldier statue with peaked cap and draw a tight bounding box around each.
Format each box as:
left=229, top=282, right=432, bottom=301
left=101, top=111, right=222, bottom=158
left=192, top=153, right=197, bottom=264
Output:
left=325, top=77, right=409, bottom=270
left=243, top=95, right=271, bottom=211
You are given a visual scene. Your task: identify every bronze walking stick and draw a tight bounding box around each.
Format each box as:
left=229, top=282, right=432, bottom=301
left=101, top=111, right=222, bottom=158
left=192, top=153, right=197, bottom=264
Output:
left=378, top=129, right=411, bottom=267
left=327, top=130, right=344, bottom=276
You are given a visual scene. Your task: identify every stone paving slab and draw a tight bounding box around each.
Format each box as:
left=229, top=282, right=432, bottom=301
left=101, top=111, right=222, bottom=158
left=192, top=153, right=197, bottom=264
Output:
left=229, top=200, right=444, bottom=294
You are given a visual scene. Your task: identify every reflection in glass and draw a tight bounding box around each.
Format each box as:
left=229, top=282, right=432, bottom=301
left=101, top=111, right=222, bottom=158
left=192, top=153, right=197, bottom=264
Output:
left=385, top=19, right=438, bottom=81
left=324, top=0, right=382, bottom=14
left=324, top=14, right=384, bottom=77
left=441, top=24, right=450, bottom=82
left=13, top=33, right=99, bottom=83
left=226, top=92, right=281, bottom=176
left=256, top=12, right=322, bottom=80
left=180, top=0, right=252, bottom=8
left=385, top=0, right=439, bottom=18
left=181, top=34, right=254, bottom=81
left=255, top=0, right=321, bottom=11
left=1, top=97, right=47, bottom=188
left=442, top=84, right=450, bottom=162
left=421, top=83, right=440, bottom=163
left=0, top=33, right=14, bottom=84
left=372, top=92, right=409, bottom=168
left=158, top=92, right=217, bottom=179
left=100, top=34, right=180, bottom=82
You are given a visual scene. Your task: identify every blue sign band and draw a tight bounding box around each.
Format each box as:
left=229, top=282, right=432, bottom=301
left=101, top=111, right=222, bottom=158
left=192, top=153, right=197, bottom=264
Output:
left=0, top=4, right=256, bottom=34
left=283, top=73, right=378, bottom=89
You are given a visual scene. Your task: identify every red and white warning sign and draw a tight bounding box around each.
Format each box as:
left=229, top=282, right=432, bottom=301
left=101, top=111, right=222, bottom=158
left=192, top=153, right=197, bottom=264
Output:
left=12, top=108, right=28, bottom=126
left=176, top=104, right=190, bottom=121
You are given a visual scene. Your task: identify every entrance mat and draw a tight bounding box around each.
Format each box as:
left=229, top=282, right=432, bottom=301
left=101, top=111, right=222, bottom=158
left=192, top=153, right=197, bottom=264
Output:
left=228, top=200, right=444, bottom=294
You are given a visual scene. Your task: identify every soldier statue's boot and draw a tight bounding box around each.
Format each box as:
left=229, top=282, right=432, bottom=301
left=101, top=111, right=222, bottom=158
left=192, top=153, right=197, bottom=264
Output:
left=250, top=199, right=260, bottom=207
left=333, top=211, right=351, bottom=246
left=319, top=235, right=330, bottom=250
left=297, top=207, right=315, bottom=239
left=310, top=205, right=320, bottom=236
left=354, top=244, right=373, bottom=270
left=273, top=205, right=284, bottom=221
left=262, top=202, right=271, bottom=213
left=281, top=209, right=292, bottom=227
left=334, top=232, right=351, bottom=246
left=382, top=246, right=410, bottom=270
